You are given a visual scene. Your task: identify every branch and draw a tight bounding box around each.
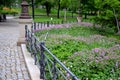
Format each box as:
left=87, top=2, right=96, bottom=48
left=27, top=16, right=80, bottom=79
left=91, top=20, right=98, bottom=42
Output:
left=112, top=7, right=120, bottom=31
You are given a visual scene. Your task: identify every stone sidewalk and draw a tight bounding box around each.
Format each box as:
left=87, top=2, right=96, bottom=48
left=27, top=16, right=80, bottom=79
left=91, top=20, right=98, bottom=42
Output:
left=0, top=18, right=31, bottom=80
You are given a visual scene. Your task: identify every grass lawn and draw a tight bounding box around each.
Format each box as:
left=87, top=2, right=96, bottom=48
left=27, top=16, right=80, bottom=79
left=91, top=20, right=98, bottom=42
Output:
left=27, top=7, right=78, bottom=22
left=35, top=25, right=120, bottom=79
left=34, top=8, right=78, bottom=22
left=34, top=16, right=77, bottom=22
left=34, top=8, right=77, bottom=16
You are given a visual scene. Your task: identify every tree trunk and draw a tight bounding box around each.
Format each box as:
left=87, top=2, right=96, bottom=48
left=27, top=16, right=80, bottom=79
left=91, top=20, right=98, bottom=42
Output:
left=84, top=13, right=87, bottom=19
left=57, top=0, right=60, bottom=18
left=64, top=8, right=67, bottom=21
left=112, top=8, right=120, bottom=33
left=46, top=5, right=51, bottom=16
left=77, top=0, right=82, bottom=22
left=117, top=30, right=120, bottom=34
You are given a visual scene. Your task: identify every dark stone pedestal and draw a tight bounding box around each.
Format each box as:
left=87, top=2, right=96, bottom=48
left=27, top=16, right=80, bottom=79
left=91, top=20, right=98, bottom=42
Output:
left=17, top=19, right=32, bottom=46
left=19, top=0, right=31, bottom=19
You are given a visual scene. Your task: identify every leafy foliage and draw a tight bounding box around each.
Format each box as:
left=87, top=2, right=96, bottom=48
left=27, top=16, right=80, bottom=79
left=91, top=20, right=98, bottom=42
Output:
left=0, top=7, right=18, bottom=14
left=0, top=0, right=15, bottom=7
left=35, top=25, right=120, bottom=79
left=93, top=0, right=120, bottom=32
left=35, top=0, right=55, bottom=16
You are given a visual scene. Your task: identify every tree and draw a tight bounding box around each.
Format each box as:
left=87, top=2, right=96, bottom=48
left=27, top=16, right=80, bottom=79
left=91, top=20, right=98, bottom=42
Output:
left=94, top=0, right=120, bottom=33
left=69, top=0, right=77, bottom=16
left=81, top=0, right=97, bottom=19
left=0, top=0, right=16, bottom=7
left=60, top=0, right=71, bottom=9
left=0, top=0, right=16, bottom=21
left=36, top=0, right=54, bottom=16
left=76, top=0, right=82, bottom=22
left=57, top=0, right=60, bottom=18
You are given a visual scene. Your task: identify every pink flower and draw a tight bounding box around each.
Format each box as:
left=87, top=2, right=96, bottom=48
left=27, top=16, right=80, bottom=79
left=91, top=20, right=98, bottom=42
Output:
left=104, top=56, right=109, bottom=60
left=66, top=72, right=70, bottom=79
left=92, top=48, right=101, bottom=53
left=95, top=60, right=99, bottom=63
left=115, top=62, right=119, bottom=68
left=100, top=52, right=106, bottom=57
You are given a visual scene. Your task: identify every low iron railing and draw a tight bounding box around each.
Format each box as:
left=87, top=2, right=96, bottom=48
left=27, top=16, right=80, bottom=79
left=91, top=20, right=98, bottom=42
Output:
left=32, top=21, right=77, bottom=32
left=25, top=24, right=80, bottom=80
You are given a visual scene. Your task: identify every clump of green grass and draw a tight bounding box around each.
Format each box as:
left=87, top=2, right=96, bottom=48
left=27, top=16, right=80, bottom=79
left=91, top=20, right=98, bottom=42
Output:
left=34, top=16, right=63, bottom=22
left=34, top=16, right=77, bottom=22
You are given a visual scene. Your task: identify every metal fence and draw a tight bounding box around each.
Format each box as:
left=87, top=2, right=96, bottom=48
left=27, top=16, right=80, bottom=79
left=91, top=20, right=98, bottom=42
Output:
left=32, top=21, right=76, bottom=32
left=25, top=24, right=80, bottom=80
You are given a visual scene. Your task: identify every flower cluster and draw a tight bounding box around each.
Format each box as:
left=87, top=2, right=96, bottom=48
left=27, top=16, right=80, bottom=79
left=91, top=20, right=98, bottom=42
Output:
left=35, top=24, right=120, bottom=79
left=0, top=7, right=18, bottom=14
left=34, top=22, right=93, bottom=32
left=3, top=7, right=10, bottom=11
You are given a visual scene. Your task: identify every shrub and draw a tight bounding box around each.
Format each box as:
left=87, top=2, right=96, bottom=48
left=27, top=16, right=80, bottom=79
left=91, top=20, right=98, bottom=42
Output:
left=0, top=7, right=18, bottom=14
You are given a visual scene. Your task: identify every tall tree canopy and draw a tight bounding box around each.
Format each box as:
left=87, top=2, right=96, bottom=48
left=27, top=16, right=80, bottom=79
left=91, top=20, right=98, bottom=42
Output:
left=74, top=0, right=120, bottom=33
left=93, top=0, right=120, bottom=33
left=0, top=0, right=16, bottom=8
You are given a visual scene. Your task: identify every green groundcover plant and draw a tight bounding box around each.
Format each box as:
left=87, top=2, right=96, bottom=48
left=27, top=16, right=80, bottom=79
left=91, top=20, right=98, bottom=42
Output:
left=35, top=25, right=120, bottom=79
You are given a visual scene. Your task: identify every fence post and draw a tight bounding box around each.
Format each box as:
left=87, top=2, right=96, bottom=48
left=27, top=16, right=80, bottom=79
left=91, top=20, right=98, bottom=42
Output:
left=47, top=21, right=49, bottom=27
left=40, top=42, right=45, bottom=79
left=34, top=22, right=36, bottom=31
left=41, top=22, right=42, bottom=29
left=33, top=37, right=37, bottom=65
left=50, top=21, right=51, bottom=26
left=44, top=22, right=46, bottom=27
left=30, top=32, right=33, bottom=56
left=52, top=59, right=57, bottom=80
left=38, top=23, right=39, bottom=29
left=31, top=24, right=34, bottom=33
left=25, top=25, right=28, bottom=41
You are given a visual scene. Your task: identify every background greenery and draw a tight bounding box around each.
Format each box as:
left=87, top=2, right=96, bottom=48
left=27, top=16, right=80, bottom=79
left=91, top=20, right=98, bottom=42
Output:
left=1, top=0, right=120, bottom=79
left=1, top=0, right=120, bottom=33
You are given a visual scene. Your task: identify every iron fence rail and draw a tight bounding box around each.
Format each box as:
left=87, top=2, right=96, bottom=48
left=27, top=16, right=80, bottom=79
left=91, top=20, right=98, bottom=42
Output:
left=25, top=24, right=80, bottom=80
left=31, top=21, right=77, bottom=32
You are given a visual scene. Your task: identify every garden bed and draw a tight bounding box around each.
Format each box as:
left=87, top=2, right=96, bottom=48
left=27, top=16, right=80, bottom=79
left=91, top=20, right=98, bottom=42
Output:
left=35, top=25, right=120, bottom=79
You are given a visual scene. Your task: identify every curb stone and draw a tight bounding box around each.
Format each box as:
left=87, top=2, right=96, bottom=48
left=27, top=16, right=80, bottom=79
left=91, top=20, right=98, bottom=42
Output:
left=21, top=44, right=42, bottom=80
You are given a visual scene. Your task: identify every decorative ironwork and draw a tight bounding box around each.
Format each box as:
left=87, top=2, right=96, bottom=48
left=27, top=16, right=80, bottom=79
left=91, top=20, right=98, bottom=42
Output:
left=30, top=21, right=77, bottom=32
left=25, top=25, right=80, bottom=80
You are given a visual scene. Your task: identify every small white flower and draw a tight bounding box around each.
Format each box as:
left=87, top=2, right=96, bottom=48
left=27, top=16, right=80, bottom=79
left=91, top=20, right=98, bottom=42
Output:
left=51, top=17, right=53, bottom=20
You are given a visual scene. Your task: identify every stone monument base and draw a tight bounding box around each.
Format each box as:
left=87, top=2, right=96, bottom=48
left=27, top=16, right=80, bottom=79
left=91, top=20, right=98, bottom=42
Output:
left=18, top=19, right=33, bottom=24
left=17, top=38, right=26, bottom=46
left=17, top=19, right=33, bottom=46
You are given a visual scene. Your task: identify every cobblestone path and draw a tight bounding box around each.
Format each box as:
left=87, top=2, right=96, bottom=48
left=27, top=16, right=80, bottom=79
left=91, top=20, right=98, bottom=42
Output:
left=0, top=19, right=31, bottom=80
